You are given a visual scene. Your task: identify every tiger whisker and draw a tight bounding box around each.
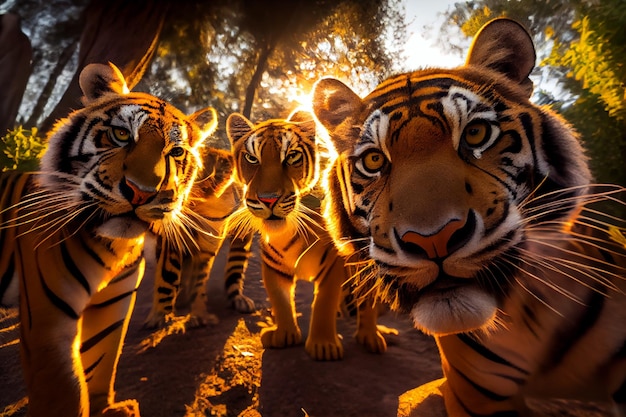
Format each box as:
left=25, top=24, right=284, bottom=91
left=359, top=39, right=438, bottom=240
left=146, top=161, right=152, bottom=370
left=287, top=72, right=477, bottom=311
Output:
left=522, top=237, right=626, bottom=277
left=0, top=194, right=79, bottom=230
left=515, top=245, right=623, bottom=294
left=525, top=227, right=626, bottom=260
left=519, top=185, right=625, bottom=221
left=37, top=207, right=100, bottom=250
left=497, top=257, right=568, bottom=317
left=13, top=201, right=92, bottom=240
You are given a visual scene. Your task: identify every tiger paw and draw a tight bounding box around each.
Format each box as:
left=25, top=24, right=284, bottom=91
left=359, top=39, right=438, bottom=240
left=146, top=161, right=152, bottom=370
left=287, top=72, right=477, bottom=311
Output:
left=143, top=311, right=175, bottom=329
left=231, top=294, right=256, bottom=313
left=354, top=326, right=398, bottom=353
left=260, top=326, right=302, bottom=348
left=186, top=312, right=219, bottom=328
left=99, top=399, right=140, bottom=417
left=305, top=336, right=344, bottom=361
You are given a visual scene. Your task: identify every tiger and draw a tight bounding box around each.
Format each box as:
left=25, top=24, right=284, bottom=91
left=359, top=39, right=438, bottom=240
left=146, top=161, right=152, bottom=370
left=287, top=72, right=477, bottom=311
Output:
left=144, top=145, right=256, bottom=330
left=311, top=17, right=626, bottom=416
left=0, top=62, right=217, bottom=417
left=225, top=110, right=389, bottom=361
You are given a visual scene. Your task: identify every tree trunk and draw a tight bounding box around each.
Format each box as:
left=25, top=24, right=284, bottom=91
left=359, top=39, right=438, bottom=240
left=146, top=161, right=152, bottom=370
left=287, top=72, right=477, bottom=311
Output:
left=0, top=13, right=32, bottom=135
left=39, top=0, right=169, bottom=136
left=243, top=42, right=275, bottom=119
left=24, top=39, right=78, bottom=129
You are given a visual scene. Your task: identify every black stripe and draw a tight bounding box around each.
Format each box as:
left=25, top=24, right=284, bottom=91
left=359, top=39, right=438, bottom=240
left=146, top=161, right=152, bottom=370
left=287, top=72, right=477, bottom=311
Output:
left=60, top=241, right=91, bottom=295
left=262, top=243, right=284, bottom=268
left=39, top=268, right=79, bottom=320
left=83, top=353, right=105, bottom=377
left=313, top=258, right=333, bottom=283
left=457, top=333, right=530, bottom=375
left=57, top=115, right=87, bottom=173
left=108, top=256, right=143, bottom=285
left=263, top=261, right=292, bottom=280
left=452, top=364, right=511, bottom=402
left=89, top=290, right=136, bottom=309
left=544, top=287, right=606, bottom=370
left=283, top=232, right=300, bottom=251
left=161, top=268, right=179, bottom=285
left=226, top=255, right=249, bottom=264
left=225, top=272, right=244, bottom=288
left=158, top=287, right=173, bottom=295
left=0, top=257, right=15, bottom=304
left=80, top=319, right=125, bottom=353
left=319, top=245, right=332, bottom=266
left=79, top=233, right=107, bottom=268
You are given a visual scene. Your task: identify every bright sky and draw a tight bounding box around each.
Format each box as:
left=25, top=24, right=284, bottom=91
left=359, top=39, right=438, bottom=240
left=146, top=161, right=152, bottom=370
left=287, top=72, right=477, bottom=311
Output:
left=398, top=0, right=466, bottom=71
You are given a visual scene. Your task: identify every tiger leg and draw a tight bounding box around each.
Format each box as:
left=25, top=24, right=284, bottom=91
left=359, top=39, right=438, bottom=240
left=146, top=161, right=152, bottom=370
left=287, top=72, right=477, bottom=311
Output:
left=305, top=255, right=345, bottom=360
left=144, top=234, right=179, bottom=329
left=183, top=235, right=222, bottom=328
left=20, top=309, right=89, bottom=417
left=82, top=260, right=144, bottom=417
left=17, top=238, right=93, bottom=417
left=224, top=233, right=255, bottom=313
left=259, top=261, right=301, bottom=348
left=353, top=295, right=389, bottom=354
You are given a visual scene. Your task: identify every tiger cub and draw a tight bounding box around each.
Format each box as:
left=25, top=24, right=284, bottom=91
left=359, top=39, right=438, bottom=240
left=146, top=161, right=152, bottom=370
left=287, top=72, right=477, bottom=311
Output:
left=312, top=18, right=626, bottom=416
left=225, top=111, right=388, bottom=360
left=144, top=147, right=255, bottom=329
left=0, top=63, right=216, bottom=417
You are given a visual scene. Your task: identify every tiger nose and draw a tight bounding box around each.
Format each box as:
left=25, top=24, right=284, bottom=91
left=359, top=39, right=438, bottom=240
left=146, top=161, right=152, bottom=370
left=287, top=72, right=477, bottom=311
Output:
left=398, top=214, right=475, bottom=259
left=121, top=177, right=158, bottom=206
left=258, top=193, right=280, bottom=209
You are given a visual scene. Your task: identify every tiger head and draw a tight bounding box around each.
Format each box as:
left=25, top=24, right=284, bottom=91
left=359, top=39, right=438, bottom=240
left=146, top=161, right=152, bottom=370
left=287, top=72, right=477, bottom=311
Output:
left=312, top=18, right=592, bottom=336
left=226, top=111, right=318, bottom=236
left=38, top=62, right=217, bottom=241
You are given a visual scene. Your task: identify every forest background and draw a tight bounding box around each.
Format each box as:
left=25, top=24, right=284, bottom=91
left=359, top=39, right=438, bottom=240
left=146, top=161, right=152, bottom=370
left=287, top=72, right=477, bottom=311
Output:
left=0, top=0, right=625, bottom=194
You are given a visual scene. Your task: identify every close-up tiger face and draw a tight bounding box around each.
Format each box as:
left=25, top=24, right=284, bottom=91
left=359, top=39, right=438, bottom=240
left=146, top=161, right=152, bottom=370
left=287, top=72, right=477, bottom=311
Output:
left=38, top=62, right=217, bottom=242
left=312, top=19, right=594, bottom=336
left=226, top=111, right=318, bottom=236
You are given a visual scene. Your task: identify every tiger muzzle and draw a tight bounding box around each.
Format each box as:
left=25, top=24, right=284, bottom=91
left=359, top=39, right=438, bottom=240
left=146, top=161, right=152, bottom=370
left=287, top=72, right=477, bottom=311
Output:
left=395, top=211, right=476, bottom=261
left=120, top=177, right=158, bottom=206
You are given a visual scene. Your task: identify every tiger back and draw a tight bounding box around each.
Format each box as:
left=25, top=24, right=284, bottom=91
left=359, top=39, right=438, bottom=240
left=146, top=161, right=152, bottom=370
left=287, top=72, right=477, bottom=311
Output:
left=312, top=18, right=626, bottom=416
left=226, top=111, right=389, bottom=361
left=144, top=146, right=256, bottom=329
left=0, top=63, right=216, bottom=417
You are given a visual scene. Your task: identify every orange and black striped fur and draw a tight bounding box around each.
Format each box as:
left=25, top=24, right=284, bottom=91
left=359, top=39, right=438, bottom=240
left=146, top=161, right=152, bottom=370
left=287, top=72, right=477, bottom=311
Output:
left=0, top=63, right=216, bottom=417
left=226, top=111, right=388, bottom=360
left=312, top=18, right=626, bottom=416
left=144, top=147, right=255, bottom=329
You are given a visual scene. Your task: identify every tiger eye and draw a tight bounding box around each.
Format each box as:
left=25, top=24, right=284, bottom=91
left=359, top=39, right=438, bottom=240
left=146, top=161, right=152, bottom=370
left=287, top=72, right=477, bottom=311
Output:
left=170, top=146, right=185, bottom=158
left=244, top=152, right=259, bottom=164
left=463, top=121, right=490, bottom=146
left=362, top=150, right=386, bottom=173
left=285, top=150, right=303, bottom=166
left=112, top=127, right=131, bottom=142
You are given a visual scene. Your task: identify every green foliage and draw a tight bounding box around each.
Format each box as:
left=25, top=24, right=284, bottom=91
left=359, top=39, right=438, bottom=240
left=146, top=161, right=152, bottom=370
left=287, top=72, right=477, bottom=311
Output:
left=0, top=126, right=46, bottom=172
left=547, top=1, right=626, bottom=121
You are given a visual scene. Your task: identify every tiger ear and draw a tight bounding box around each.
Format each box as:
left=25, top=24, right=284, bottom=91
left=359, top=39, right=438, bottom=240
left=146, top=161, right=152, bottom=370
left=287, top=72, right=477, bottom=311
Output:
left=226, top=113, right=254, bottom=148
left=287, top=109, right=316, bottom=140
left=311, top=77, right=364, bottom=153
left=465, top=18, right=536, bottom=97
left=79, top=62, right=129, bottom=103
left=189, top=107, right=218, bottom=145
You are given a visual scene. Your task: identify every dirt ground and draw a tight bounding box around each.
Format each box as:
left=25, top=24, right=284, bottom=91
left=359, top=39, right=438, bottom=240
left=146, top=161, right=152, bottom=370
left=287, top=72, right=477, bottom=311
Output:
left=0, top=236, right=616, bottom=417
